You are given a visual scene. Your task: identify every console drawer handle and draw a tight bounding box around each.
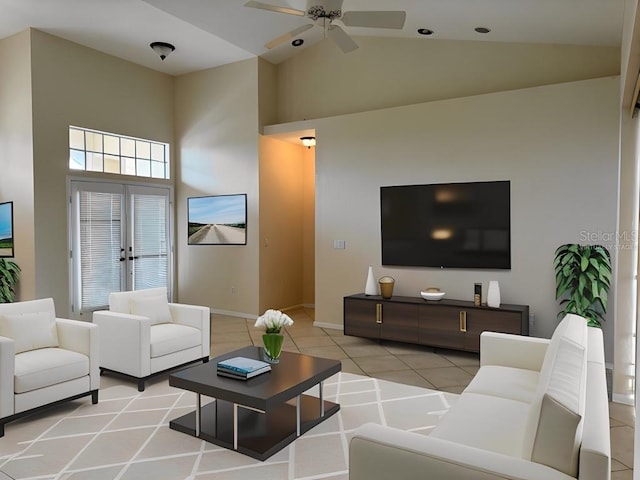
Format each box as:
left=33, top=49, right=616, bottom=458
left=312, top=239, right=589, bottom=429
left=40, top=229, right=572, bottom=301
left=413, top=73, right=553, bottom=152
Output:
left=459, top=311, right=467, bottom=332
left=376, top=303, right=383, bottom=324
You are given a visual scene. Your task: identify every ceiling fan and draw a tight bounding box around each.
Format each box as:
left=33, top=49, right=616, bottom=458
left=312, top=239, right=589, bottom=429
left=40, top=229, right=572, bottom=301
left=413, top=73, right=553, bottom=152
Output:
left=244, top=0, right=406, bottom=53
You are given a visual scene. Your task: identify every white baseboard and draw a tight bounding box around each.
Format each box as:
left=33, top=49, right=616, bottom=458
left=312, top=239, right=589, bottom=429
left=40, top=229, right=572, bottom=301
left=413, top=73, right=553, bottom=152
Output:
left=612, top=393, right=634, bottom=406
left=211, top=308, right=256, bottom=320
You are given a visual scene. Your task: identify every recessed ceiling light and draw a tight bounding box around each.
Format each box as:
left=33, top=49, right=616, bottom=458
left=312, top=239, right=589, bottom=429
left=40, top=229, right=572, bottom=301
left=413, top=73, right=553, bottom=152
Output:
left=474, top=27, right=491, bottom=34
left=292, top=38, right=304, bottom=47
left=417, top=28, right=434, bottom=36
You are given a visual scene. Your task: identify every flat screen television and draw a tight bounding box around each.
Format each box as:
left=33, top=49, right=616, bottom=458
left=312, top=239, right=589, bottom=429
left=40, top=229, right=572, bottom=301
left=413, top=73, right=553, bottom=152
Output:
left=380, top=180, right=511, bottom=269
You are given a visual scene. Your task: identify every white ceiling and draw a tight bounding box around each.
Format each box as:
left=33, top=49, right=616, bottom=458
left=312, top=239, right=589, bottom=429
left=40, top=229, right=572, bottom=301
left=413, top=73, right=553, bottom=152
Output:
left=0, top=0, right=626, bottom=76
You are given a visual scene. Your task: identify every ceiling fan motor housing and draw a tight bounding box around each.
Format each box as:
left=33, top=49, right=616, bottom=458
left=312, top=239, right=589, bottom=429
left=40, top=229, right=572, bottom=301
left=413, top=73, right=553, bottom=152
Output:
left=307, top=5, right=342, bottom=21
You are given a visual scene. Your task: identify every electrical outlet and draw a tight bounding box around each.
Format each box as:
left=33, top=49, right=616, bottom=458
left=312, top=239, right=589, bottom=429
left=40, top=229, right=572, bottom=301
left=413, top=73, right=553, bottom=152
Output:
left=231, top=286, right=236, bottom=295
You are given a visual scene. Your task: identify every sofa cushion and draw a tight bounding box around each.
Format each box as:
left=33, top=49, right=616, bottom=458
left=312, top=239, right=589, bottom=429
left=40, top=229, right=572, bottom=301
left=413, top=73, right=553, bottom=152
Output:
left=464, top=365, right=540, bottom=404
left=430, top=392, right=530, bottom=457
left=14, top=347, right=89, bottom=393
left=150, top=323, right=201, bottom=358
left=130, top=295, right=172, bottom=326
left=0, top=311, right=59, bottom=354
left=531, top=393, right=582, bottom=476
left=108, top=287, right=168, bottom=314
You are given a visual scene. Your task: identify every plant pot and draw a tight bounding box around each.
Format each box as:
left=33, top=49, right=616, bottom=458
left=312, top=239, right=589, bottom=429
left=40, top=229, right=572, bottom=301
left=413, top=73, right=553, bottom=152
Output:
left=262, top=333, right=285, bottom=364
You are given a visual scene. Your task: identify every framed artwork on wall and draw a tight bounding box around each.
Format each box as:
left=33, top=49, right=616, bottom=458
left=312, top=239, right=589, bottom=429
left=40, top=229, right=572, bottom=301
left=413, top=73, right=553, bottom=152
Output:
left=187, top=194, right=247, bottom=245
left=0, top=201, right=14, bottom=257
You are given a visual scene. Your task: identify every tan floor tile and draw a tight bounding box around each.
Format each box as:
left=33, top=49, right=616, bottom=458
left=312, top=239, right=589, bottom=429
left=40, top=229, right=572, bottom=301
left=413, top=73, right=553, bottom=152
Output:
left=341, top=344, right=392, bottom=358
left=299, top=345, right=349, bottom=360
left=612, top=469, right=633, bottom=480
left=322, top=327, right=345, bottom=337
left=353, top=355, right=411, bottom=374
left=610, top=401, right=635, bottom=427
left=382, top=342, right=434, bottom=355
left=438, top=350, right=480, bottom=367
left=416, top=366, right=474, bottom=389
left=330, top=334, right=378, bottom=346
left=211, top=342, right=253, bottom=357
left=395, top=352, right=455, bottom=369
left=339, top=358, right=366, bottom=375
left=293, top=335, right=339, bottom=348
left=610, top=425, right=634, bottom=468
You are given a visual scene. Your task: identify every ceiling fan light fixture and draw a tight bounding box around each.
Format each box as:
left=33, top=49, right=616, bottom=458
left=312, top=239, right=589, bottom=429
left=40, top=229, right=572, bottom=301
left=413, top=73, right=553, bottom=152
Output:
left=474, top=27, right=491, bottom=34
left=150, top=41, right=175, bottom=61
left=417, top=28, right=434, bottom=36
left=300, top=136, right=316, bottom=148
left=292, top=38, right=304, bottom=47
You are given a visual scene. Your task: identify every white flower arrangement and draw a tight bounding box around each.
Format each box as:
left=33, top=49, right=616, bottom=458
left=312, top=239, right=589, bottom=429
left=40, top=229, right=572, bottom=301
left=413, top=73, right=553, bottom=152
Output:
left=255, top=309, right=294, bottom=334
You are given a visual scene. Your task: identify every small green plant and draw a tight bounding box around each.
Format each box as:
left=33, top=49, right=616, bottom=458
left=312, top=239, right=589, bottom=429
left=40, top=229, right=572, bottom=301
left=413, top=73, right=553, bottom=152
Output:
left=0, top=258, right=20, bottom=303
left=554, top=244, right=611, bottom=328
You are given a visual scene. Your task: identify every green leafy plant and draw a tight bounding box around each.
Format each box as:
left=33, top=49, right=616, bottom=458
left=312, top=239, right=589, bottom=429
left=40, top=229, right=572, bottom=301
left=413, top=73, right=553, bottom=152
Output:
left=554, top=244, right=611, bottom=328
left=0, top=258, right=21, bottom=303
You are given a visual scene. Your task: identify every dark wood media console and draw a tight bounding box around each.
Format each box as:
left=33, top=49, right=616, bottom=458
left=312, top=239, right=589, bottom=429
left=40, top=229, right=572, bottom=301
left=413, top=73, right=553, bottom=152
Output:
left=344, top=293, right=529, bottom=353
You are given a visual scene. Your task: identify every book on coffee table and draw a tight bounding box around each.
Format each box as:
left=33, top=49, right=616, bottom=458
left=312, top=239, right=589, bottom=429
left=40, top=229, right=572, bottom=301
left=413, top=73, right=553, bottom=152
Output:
left=217, top=356, right=271, bottom=379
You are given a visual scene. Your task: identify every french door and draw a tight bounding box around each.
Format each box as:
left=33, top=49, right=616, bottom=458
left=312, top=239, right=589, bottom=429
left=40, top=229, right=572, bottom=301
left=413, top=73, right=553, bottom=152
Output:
left=69, top=180, right=173, bottom=316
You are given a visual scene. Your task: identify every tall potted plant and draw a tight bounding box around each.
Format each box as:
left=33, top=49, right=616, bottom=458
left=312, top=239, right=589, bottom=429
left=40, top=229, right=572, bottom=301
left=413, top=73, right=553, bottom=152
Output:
left=0, top=258, right=20, bottom=303
left=554, top=243, right=611, bottom=328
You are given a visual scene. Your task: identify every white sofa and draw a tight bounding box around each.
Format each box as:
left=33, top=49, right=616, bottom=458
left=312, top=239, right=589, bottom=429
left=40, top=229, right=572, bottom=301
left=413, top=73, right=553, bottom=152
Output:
left=349, top=314, right=611, bottom=480
left=92, top=288, right=210, bottom=391
left=0, top=298, right=99, bottom=437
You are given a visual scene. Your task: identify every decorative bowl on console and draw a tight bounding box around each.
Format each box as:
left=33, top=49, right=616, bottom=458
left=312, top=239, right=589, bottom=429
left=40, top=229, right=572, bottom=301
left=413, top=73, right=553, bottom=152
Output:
left=421, top=288, right=445, bottom=301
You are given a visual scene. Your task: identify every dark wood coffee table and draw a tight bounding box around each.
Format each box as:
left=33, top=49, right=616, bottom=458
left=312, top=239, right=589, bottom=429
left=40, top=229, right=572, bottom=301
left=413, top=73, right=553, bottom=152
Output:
left=169, top=345, right=341, bottom=460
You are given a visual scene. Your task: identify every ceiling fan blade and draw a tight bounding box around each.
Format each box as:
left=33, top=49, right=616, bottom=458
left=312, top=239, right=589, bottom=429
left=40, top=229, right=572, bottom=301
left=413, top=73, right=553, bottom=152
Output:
left=327, top=25, right=358, bottom=53
left=341, top=11, right=407, bottom=29
left=265, top=24, right=314, bottom=49
left=244, top=1, right=305, bottom=17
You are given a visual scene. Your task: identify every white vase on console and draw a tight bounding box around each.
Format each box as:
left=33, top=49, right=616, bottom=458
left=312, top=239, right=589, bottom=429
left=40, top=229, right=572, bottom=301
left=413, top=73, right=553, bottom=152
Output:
left=365, top=266, right=377, bottom=295
left=487, top=281, right=501, bottom=308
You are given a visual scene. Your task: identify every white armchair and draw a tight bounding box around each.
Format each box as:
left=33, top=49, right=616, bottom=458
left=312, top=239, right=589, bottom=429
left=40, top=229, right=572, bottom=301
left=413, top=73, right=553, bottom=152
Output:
left=0, top=298, right=99, bottom=437
left=92, top=288, right=210, bottom=391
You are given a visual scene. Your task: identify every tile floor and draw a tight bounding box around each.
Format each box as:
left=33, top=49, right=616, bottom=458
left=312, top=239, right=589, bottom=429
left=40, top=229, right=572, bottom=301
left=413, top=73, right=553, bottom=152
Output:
left=211, top=308, right=635, bottom=479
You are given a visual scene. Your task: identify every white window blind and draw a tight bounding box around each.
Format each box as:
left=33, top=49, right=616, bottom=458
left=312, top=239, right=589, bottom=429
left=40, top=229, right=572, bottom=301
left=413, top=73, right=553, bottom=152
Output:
left=79, top=191, right=123, bottom=310
left=131, top=193, right=168, bottom=290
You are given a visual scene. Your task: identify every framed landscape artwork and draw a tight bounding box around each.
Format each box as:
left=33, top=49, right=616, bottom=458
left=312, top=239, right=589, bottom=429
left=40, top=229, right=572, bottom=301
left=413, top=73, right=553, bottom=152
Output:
left=0, top=201, right=14, bottom=257
left=187, top=194, right=247, bottom=245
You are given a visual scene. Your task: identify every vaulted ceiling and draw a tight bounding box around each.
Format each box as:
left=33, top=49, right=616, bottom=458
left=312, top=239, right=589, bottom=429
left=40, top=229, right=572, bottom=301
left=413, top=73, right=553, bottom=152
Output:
left=0, top=0, right=626, bottom=76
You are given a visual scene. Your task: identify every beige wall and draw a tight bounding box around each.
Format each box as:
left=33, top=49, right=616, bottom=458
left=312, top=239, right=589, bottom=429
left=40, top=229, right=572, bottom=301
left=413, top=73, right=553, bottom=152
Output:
left=306, top=78, right=619, bottom=364
left=0, top=30, right=35, bottom=300
left=174, top=59, right=260, bottom=316
left=258, top=136, right=305, bottom=312
left=302, top=146, right=315, bottom=306
left=27, top=29, right=174, bottom=317
left=276, top=36, right=620, bottom=123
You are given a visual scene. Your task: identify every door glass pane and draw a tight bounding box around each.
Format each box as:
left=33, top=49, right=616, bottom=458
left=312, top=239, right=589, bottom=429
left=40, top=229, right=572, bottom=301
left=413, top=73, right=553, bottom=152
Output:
left=78, top=191, right=122, bottom=310
left=131, top=193, right=168, bottom=290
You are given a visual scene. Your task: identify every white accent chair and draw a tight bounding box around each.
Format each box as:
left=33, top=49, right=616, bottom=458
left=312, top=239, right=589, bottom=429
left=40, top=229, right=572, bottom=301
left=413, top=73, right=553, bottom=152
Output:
left=0, top=298, right=99, bottom=437
left=92, top=288, right=210, bottom=391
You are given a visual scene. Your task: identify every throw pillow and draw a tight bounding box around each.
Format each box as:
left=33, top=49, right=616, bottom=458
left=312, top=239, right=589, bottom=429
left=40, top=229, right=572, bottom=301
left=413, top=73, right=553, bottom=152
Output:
left=0, top=311, right=59, bottom=354
left=130, top=295, right=172, bottom=325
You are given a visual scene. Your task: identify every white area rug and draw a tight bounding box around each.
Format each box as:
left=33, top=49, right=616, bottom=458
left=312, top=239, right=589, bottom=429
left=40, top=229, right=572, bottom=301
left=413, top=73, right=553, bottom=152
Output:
left=0, top=373, right=456, bottom=480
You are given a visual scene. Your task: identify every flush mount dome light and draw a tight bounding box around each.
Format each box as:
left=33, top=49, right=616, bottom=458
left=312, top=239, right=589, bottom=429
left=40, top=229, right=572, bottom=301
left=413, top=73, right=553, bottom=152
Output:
left=292, top=38, right=304, bottom=47
left=474, top=27, right=491, bottom=34
left=300, top=136, right=316, bottom=148
left=417, top=28, right=434, bottom=36
left=150, top=41, right=175, bottom=60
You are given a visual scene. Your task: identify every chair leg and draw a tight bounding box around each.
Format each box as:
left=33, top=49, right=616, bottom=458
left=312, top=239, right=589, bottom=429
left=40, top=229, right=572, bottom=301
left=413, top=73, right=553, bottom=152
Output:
left=92, top=390, right=99, bottom=404
left=138, top=380, right=145, bottom=392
